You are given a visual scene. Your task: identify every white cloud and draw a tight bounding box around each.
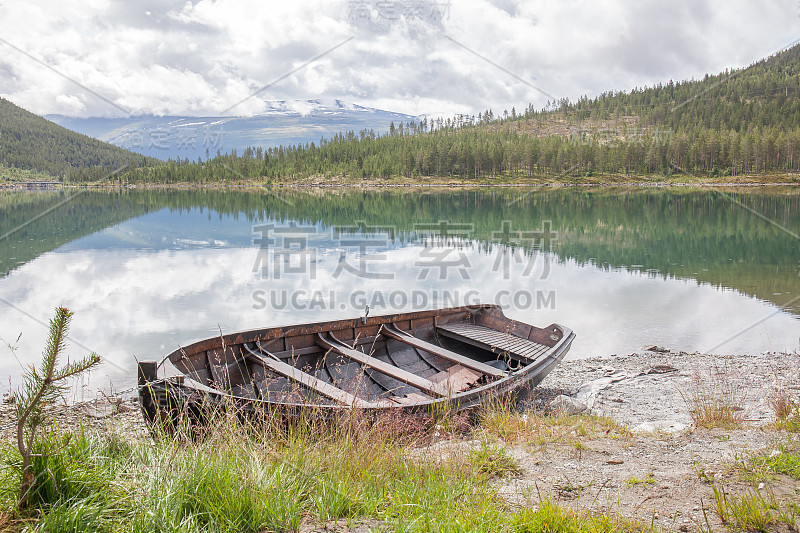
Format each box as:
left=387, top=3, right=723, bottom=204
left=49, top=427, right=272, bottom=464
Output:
left=0, top=0, right=797, bottom=118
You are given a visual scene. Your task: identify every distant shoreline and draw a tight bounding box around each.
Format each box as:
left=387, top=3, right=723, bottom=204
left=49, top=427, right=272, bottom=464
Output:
left=3, top=175, right=800, bottom=191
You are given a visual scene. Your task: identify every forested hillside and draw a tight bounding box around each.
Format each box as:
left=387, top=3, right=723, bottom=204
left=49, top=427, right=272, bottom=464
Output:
left=123, top=43, right=800, bottom=184
left=0, top=99, right=155, bottom=181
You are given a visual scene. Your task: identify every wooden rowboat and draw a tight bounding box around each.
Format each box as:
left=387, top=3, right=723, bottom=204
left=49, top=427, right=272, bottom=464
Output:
left=137, top=304, right=574, bottom=426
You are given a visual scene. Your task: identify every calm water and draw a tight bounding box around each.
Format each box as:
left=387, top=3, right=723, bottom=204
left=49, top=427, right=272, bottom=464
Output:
left=1, top=187, right=798, bottom=396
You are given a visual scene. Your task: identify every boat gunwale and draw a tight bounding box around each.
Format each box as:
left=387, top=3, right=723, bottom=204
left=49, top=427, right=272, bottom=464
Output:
left=168, top=304, right=502, bottom=367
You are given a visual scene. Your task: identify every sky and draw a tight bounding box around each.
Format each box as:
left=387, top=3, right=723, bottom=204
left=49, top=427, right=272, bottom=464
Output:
left=0, top=0, right=799, bottom=119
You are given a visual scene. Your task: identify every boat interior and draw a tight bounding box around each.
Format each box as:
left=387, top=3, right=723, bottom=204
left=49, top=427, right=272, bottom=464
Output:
left=168, top=307, right=566, bottom=408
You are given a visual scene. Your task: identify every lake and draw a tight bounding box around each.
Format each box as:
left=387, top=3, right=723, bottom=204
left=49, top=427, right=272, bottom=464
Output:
left=1, top=187, right=798, bottom=398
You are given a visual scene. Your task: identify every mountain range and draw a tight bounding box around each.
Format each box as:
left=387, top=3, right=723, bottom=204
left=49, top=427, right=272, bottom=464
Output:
left=46, top=100, right=419, bottom=161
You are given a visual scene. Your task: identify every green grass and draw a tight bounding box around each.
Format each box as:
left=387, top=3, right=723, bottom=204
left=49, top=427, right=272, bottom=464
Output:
left=742, top=446, right=800, bottom=482
left=0, top=407, right=661, bottom=533
left=469, top=439, right=521, bottom=479
left=625, top=472, right=656, bottom=486
left=513, top=499, right=651, bottom=533
left=711, top=485, right=798, bottom=532
left=775, top=417, right=800, bottom=433
left=722, top=437, right=800, bottom=531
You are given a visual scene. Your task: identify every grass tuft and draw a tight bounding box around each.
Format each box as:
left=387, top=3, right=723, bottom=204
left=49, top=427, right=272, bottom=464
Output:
left=469, top=439, right=521, bottom=479
left=479, top=403, right=631, bottom=448
left=513, top=498, right=656, bottom=532
left=746, top=447, right=800, bottom=481
left=682, top=369, right=745, bottom=429
left=771, top=395, right=800, bottom=433
left=711, top=485, right=798, bottom=532
left=8, top=428, right=121, bottom=512
left=27, top=495, right=112, bottom=533
left=625, top=472, right=656, bottom=486
left=768, top=353, right=800, bottom=431
left=769, top=388, right=798, bottom=422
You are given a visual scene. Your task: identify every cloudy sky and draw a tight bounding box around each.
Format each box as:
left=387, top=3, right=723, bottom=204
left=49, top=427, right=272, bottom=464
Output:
left=0, top=0, right=798, bottom=118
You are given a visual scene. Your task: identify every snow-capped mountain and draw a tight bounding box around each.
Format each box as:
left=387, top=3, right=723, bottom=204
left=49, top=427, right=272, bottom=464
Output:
left=47, top=100, right=419, bottom=161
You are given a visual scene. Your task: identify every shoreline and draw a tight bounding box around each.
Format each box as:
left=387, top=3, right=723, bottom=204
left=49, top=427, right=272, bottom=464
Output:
left=2, top=174, right=800, bottom=191
left=2, top=348, right=795, bottom=434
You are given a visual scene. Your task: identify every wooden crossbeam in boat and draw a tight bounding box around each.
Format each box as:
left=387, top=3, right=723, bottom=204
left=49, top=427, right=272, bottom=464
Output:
left=380, top=324, right=507, bottom=378
left=243, top=343, right=393, bottom=408
left=316, top=333, right=452, bottom=398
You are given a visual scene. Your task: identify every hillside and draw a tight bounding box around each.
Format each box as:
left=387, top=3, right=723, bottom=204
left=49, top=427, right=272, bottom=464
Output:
left=0, top=99, right=156, bottom=181
left=565, top=44, right=800, bottom=133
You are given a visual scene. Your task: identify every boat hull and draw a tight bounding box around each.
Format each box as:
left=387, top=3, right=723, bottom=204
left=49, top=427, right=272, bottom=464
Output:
left=138, top=304, right=574, bottom=427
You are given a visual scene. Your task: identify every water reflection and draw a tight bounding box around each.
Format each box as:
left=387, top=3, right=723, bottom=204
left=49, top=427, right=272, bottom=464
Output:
left=0, top=189, right=798, bottom=395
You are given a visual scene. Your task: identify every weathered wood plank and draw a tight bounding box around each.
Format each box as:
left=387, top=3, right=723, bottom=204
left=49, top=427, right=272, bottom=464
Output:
left=394, top=392, right=430, bottom=405
left=429, top=364, right=482, bottom=392
left=207, top=347, right=256, bottom=398
left=437, top=323, right=550, bottom=361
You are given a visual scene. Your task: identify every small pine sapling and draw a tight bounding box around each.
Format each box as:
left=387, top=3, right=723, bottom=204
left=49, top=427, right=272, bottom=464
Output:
left=15, top=307, right=100, bottom=509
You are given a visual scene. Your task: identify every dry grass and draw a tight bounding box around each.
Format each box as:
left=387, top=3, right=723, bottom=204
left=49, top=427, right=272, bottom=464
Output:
left=768, top=352, right=800, bottom=431
left=478, top=401, right=632, bottom=449
left=768, top=367, right=800, bottom=432
left=682, top=367, right=745, bottom=429
left=770, top=389, right=798, bottom=421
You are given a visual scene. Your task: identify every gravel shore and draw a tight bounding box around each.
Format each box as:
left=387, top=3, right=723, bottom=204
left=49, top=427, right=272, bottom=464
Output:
left=541, top=349, right=799, bottom=430
left=502, top=348, right=800, bottom=531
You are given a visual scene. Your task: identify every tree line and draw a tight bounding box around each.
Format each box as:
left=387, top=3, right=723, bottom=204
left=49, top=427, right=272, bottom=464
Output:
left=118, top=123, right=799, bottom=184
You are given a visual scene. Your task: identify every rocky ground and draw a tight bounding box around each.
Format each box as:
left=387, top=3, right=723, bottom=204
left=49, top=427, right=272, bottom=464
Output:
left=0, top=394, right=147, bottom=442
left=417, top=348, right=800, bottom=531
left=2, top=348, right=799, bottom=532
left=501, top=349, right=800, bottom=531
